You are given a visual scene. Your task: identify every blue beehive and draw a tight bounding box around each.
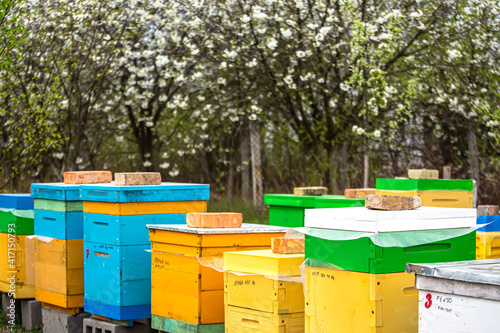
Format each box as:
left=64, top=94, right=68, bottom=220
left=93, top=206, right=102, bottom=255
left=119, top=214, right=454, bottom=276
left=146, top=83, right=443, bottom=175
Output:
left=81, top=182, right=210, bottom=321
left=477, top=215, right=500, bottom=232
left=31, top=183, right=83, bottom=240
left=0, top=193, right=34, bottom=210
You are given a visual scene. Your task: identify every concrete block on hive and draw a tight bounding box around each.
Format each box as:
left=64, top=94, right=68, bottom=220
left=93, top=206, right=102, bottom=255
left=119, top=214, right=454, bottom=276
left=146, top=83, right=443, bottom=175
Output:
left=64, top=171, right=112, bottom=184
left=42, top=306, right=90, bottom=333
left=478, top=205, right=499, bottom=216
left=344, top=188, right=376, bottom=199
left=186, top=213, right=242, bottom=228
left=365, top=194, right=422, bottom=211
left=293, top=187, right=327, bottom=196
left=115, top=172, right=161, bottom=186
left=271, top=237, right=305, bottom=254
left=408, top=169, right=439, bottom=179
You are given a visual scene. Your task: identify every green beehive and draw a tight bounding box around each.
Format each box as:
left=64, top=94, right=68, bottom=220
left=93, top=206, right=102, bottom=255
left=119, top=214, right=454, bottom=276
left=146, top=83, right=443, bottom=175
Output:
left=375, top=178, right=473, bottom=191
left=0, top=210, right=34, bottom=235
left=305, top=230, right=476, bottom=274
left=264, top=194, right=365, bottom=228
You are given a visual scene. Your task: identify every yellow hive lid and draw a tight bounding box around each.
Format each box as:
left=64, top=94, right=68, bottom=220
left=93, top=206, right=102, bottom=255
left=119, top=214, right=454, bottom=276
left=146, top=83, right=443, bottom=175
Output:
left=224, top=249, right=304, bottom=277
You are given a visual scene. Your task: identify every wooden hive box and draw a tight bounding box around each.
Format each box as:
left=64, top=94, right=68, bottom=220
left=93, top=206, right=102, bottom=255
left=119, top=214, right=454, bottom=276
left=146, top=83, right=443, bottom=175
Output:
left=0, top=233, right=35, bottom=299
left=224, top=249, right=305, bottom=333
left=148, top=224, right=287, bottom=331
left=305, top=265, right=418, bottom=333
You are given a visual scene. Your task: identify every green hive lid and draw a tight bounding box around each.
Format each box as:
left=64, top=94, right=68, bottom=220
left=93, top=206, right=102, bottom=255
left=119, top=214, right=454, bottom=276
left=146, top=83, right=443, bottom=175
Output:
left=376, top=178, right=473, bottom=191
left=314, top=195, right=364, bottom=208
left=264, top=194, right=321, bottom=208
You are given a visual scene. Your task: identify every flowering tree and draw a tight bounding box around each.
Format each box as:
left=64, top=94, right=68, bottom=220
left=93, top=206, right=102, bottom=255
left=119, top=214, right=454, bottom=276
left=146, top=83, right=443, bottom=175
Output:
left=3, top=0, right=499, bottom=203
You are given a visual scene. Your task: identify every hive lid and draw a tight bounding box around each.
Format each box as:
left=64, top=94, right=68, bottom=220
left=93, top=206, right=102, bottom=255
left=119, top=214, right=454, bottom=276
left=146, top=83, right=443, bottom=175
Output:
left=376, top=178, right=473, bottom=191
left=406, top=259, right=500, bottom=286
left=305, top=206, right=476, bottom=232
left=0, top=193, right=34, bottom=209
left=79, top=181, right=210, bottom=202
left=147, top=223, right=288, bottom=234
left=31, top=183, right=81, bottom=201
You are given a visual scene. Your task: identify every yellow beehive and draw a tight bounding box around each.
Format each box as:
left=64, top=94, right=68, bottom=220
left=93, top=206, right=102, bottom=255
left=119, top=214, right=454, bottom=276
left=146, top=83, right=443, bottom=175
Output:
left=224, top=250, right=304, bottom=314
left=149, top=225, right=286, bottom=326
left=375, top=190, right=473, bottom=208
left=305, top=266, right=418, bottom=333
left=34, top=238, right=84, bottom=308
left=83, top=200, right=207, bottom=215
left=476, top=232, right=500, bottom=259
left=225, top=306, right=304, bottom=333
left=0, top=233, right=35, bottom=299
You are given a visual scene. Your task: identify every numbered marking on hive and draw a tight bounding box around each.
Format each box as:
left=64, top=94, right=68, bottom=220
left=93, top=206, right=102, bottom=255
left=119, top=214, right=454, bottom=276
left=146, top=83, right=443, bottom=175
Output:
left=408, top=169, right=439, bottom=180
left=365, top=194, right=422, bottom=211
left=186, top=212, right=243, bottom=228
left=344, top=188, right=376, bottom=199
left=293, top=187, right=327, bottom=196
left=114, top=172, right=161, bottom=186
left=64, top=171, right=112, bottom=184
left=477, top=205, right=499, bottom=217
left=271, top=237, right=305, bottom=254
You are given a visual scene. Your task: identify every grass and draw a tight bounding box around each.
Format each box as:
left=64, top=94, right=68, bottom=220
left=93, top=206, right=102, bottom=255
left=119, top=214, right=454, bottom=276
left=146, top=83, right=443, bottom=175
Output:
left=207, top=196, right=269, bottom=225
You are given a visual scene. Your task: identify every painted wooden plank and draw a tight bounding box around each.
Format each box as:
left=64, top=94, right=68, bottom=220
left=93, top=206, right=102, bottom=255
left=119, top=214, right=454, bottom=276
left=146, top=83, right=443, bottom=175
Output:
left=84, top=299, right=151, bottom=321
left=151, top=315, right=224, bottom=333
left=84, top=213, right=187, bottom=246
left=186, top=213, right=242, bottom=228
left=64, top=171, right=112, bottom=184
left=0, top=194, right=34, bottom=209
left=305, top=206, right=476, bottom=232
left=376, top=178, right=473, bottom=191
left=34, top=199, right=83, bottom=212
left=114, top=172, right=161, bottom=186
left=35, top=288, right=84, bottom=308
left=84, top=201, right=206, bottom=216
left=79, top=182, right=210, bottom=202
left=263, top=194, right=319, bottom=208
left=224, top=250, right=303, bottom=276
left=31, top=183, right=81, bottom=201
left=418, top=290, right=500, bottom=332
left=34, top=209, right=83, bottom=240
left=84, top=242, right=151, bottom=307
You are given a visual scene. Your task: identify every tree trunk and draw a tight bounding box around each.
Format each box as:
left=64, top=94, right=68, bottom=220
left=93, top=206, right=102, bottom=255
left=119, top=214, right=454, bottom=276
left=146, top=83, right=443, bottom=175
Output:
left=340, top=133, right=349, bottom=191
left=363, top=147, right=369, bottom=188
left=250, top=120, right=263, bottom=214
left=227, top=161, right=234, bottom=200
left=241, top=124, right=251, bottom=199
left=467, top=120, right=480, bottom=194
